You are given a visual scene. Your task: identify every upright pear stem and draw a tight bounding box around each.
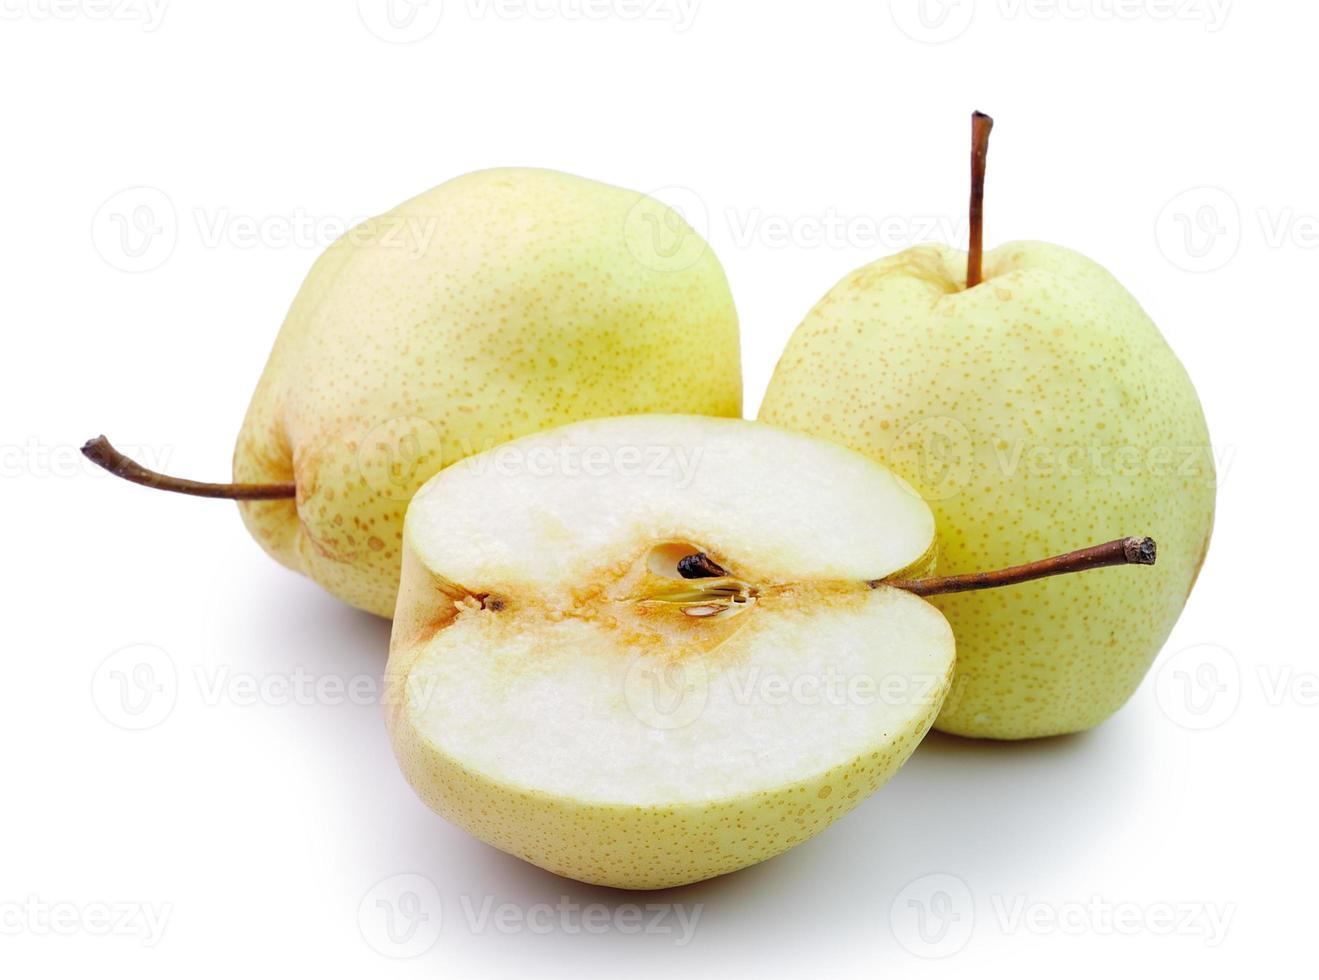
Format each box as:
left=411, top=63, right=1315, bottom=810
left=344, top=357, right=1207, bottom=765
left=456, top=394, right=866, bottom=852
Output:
left=81, top=435, right=296, bottom=500
left=966, top=110, right=994, bottom=289
left=881, top=536, right=1156, bottom=596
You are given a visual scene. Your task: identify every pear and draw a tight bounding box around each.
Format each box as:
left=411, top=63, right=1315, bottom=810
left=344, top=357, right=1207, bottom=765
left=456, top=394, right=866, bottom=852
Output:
left=386, top=414, right=1157, bottom=887
left=759, top=114, right=1214, bottom=739
left=85, top=169, right=742, bottom=616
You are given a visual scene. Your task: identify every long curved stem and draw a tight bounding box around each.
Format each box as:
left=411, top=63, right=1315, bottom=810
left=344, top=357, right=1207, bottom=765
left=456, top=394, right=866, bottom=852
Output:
left=81, top=435, right=296, bottom=500
left=881, top=537, right=1156, bottom=596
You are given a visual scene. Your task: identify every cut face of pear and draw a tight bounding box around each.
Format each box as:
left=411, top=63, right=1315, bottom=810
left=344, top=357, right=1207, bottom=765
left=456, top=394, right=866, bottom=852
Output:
left=387, top=415, right=954, bottom=888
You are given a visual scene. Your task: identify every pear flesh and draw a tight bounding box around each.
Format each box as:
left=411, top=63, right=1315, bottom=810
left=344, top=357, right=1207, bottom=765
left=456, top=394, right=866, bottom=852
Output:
left=760, top=242, right=1215, bottom=739
left=234, top=169, right=742, bottom=617
left=387, top=416, right=954, bottom=888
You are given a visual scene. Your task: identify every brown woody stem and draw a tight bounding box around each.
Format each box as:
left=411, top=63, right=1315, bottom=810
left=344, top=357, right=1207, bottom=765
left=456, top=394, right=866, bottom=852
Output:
left=81, top=435, right=296, bottom=500
left=966, top=110, right=993, bottom=288
left=880, top=536, right=1156, bottom=596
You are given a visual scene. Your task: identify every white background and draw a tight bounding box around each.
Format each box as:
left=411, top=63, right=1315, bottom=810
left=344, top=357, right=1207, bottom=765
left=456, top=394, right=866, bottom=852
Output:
left=2, top=1, right=1314, bottom=977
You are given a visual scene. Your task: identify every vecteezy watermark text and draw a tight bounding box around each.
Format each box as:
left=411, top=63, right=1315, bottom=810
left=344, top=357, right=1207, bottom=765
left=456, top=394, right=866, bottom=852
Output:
left=358, top=875, right=702, bottom=957
left=0, top=0, right=169, bottom=31
left=891, top=872, right=1235, bottom=958
left=356, top=0, right=699, bottom=43
left=0, top=896, right=172, bottom=947
left=92, top=645, right=445, bottom=731
left=889, top=0, right=1231, bottom=45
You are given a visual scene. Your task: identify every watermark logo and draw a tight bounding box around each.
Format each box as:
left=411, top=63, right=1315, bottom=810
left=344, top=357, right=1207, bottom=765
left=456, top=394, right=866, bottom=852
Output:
left=91, top=644, right=178, bottom=731
left=889, top=416, right=975, bottom=502
left=623, top=657, right=710, bottom=730
left=358, top=421, right=711, bottom=503
left=356, top=0, right=699, bottom=39
left=623, top=662, right=946, bottom=730
left=996, top=0, right=1230, bottom=31
left=459, top=439, right=707, bottom=488
left=94, top=192, right=439, bottom=274
left=355, top=882, right=702, bottom=950
left=1154, top=646, right=1318, bottom=728
left=725, top=208, right=966, bottom=251
left=357, top=0, right=445, bottom=42
left=881, top=416, right=1227, bottom=501
left=358, top=874, right=444, bottom=958
left=1157, top=187, right=1319, bottom=271
left=91, top=186, right=177, bottom=273
left=459, top=895, right=702, bottom=943
left=992, top=894, right=1234, bottom=946
left=890, top=873, right=975, bottom=958
left=891, top=877, right=1234, bottom=955
left=193, top=208, right=436, bottom=254
left=723, top=667, right=946, bottom=710
left=890, top=0, right=1231, bottom=42
left=193, top=665, right=434, bottom=710
left=625, top=185, right=709, bottom=274
left=91, top=648, right=443, bottom=726
left=1259, top=207, right=1319, bottom=250
left=1155, top=186, right=1241, bottom=273
left=470, top=0, right=699, bottom=30
left=890, top=0, right=976, bottom=43
left=357, top=416, right=446, bottom=501
left=1155, top=642, right=1240, bottom=730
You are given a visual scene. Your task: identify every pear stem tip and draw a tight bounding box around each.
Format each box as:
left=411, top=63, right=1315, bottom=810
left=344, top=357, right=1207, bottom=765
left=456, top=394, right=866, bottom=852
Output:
left=881, top=535, right=1157, bottom=597
left=966, top=110, right=994, bottom=289
left=83, top=435, right=296, bottom=501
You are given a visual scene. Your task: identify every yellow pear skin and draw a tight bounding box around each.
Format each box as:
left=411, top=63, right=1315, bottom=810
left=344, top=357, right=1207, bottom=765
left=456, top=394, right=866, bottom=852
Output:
left=759, top=241, right=1215, bottom=739
left=233, top=168, right=741, bottom=617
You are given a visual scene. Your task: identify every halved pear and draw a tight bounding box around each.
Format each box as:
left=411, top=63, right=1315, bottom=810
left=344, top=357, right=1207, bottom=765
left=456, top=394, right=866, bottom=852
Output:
left=386, top=416, right=954, bottom=889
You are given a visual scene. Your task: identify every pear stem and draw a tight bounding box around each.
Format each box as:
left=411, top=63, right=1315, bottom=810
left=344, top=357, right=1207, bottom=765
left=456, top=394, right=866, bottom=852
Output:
left=81, top=435, right=296, bottom=500
left=881, top=536, right=1156, bottom=596
left=966, top=110, right=994, bottom=289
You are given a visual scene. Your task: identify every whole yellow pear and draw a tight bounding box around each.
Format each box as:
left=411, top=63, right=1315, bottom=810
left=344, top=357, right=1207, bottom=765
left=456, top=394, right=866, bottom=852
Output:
left=759, top=241, right=1214, bottom=738
left=233, top=168, right=741, bottom=617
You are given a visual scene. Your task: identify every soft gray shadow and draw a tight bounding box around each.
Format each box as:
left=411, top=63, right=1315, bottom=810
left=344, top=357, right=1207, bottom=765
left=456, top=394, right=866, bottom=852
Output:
left=219, top=563, right=1155, bottom=964
left=233, top=565, right=393, bottom=678
left=411, top=708, right=1151, bottom=955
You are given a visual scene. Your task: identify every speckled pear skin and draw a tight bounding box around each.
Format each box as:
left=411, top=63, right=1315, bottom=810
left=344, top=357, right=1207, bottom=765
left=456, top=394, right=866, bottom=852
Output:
left=386, top=689, right=948, bottom=890
left=233, top=169, right=741, bottom=617
left=386, top=555, right=953, bottom=890
left=759, top=242, right=1215, bottom=739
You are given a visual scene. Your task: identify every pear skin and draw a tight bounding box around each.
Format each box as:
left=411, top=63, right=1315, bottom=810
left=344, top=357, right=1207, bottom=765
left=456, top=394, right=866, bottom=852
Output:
left=234, top=169, right=741, bottom=616
left=760, top=242, right=1214, bottom=739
